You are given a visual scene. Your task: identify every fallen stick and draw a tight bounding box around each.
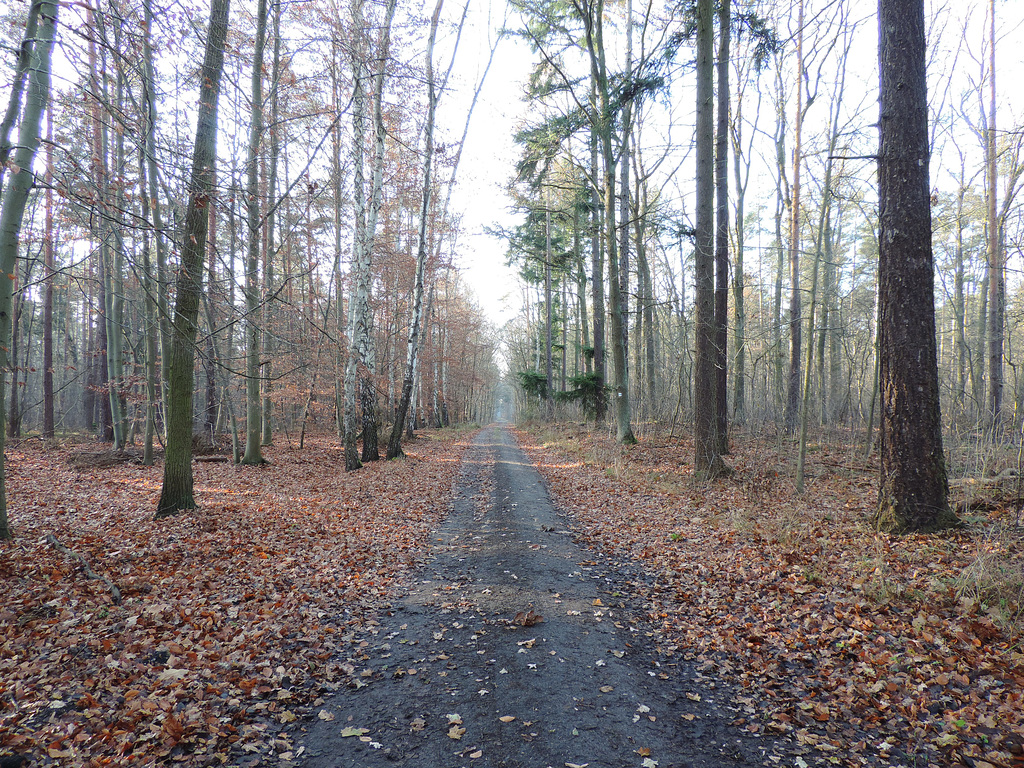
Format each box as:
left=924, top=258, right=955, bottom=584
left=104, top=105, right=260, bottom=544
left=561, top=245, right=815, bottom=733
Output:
left=45, top=534, right=122, bottom=605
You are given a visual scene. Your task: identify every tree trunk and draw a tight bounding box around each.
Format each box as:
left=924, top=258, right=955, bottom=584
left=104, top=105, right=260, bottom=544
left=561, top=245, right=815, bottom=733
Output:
left=139, top=145, right=158, bottom=466
left=155, top=0, right=231, bottom=517
left=589, top=81, right=606, bottom=423
left=713, top=0, right=730, bottom=454
left=694, top=0, right=727, bottom=478
left=42, top=109, right=54, bottom=439
left=784, top=0, right=804, bottom=435
left=985, top=0, right=1001, bottom=435
left=261, top=0, right=282, bottom=449
left=142, top=0, right=171, bottom=419
left=545, top=203, right=554, bottom=419
left=579, top=0, right=635, bottom=444
left=873, top=0, right=957, bottom=533
left=388, top=0, right=443, bottom=459
left=953, top=182, right=967, bottom=410
left=242, top=0, right=268, bottom=466
left=0, top=0, right=58, bottom=539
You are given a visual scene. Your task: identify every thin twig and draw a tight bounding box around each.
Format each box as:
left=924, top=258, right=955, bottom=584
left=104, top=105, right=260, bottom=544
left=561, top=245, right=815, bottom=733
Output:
left=45, top=534, right=122, bottom=604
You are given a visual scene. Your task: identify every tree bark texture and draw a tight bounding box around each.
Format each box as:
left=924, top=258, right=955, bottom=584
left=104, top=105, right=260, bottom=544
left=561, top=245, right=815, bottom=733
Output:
left=694, top=0, right=726, bottom=478
left=156, top=0, right=230, bottom=517
left=0, top=0, right=57, bottom=538
left=578, top=0, right=635, bottom=444
left=713, top=0, right=730, bottom=454
left=873, top=0, right=957, bottom=533
left=784, top=0, right=804, bottom=435
left=985, top=0, right=1001, bottom=434
left=388, top=0, right=442, bottom=459
left=242, top=0, right=268, bottom=466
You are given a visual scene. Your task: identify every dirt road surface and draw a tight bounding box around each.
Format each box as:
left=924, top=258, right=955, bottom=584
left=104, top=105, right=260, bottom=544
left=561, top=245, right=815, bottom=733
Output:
left=294, top=425, right=784, bottom=767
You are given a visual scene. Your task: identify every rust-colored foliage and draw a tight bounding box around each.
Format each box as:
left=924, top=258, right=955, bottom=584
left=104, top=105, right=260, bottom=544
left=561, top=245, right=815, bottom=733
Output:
left=0, top=431, right=467, bottom=764
left=517, top=424, right=1023, bottom=767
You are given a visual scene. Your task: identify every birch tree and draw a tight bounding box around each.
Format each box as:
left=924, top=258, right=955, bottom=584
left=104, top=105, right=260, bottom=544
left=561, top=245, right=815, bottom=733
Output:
left=388, top=0, right=443, bottom=459
left=344, top=0, right=397, bottom=469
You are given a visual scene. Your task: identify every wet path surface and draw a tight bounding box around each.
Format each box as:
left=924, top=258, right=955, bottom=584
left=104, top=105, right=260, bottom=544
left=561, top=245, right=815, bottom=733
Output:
left=296, top=425, right=776, bottom=767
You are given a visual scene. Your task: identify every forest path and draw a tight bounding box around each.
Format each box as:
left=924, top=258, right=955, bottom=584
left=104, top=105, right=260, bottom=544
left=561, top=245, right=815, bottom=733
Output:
left=294, top=424, right=775, bottom=768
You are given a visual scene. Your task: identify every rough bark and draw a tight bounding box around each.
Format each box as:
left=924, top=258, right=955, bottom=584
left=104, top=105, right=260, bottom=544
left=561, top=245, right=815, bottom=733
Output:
left=713, top=0, right=730, bottom=454
left=694, top=0, right=728, bottom=479
left=873, top=0, right=957, bottom=533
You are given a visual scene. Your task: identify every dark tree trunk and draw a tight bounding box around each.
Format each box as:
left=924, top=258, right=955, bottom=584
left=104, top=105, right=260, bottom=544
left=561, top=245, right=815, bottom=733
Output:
left=156, top=0, right=231, bottom=517
left=713, top=0, right=730, bottom=454
left=694, top=0, right=728, bottom=478
left=873, top=0, right=958, bottom=533
left=589, top=98, right=606, bottom=423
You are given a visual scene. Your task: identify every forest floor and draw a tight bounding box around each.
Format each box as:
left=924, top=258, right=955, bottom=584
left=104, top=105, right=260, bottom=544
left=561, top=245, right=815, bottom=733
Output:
left=0, top=422, right=1021, bottom=768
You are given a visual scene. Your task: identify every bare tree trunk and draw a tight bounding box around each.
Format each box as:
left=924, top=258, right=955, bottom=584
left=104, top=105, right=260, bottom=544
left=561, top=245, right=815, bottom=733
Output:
left=713, top=0, right=730, bottom=453
left=784, top=0, right=804, bottom=434
left=142, top=0, right=171, bottom=419
left=694, top=0, right=727, bottom=478
left=576, top=0, right=635, bottom=444
left=242, top=0, right=268, bottom=466
left=953, top=181, right=967, bottom=410
left=139, top=145, right=158, bottom=465
left=873, top=0, right=956, bottom=533
left=156, top=0, right=231, bottom=516
left=590, top=82, right=606, bottom=423
left=986, top=0, right=1002, bottom=435
left=388, top=0, right=443, bottom=459
left=545, top=202, right=554, bottom=419
left=0, top=0, right=57, bottom=538
left=262, top=1, right=283, bottom=449
left=43, top=109, right=54, bottom=439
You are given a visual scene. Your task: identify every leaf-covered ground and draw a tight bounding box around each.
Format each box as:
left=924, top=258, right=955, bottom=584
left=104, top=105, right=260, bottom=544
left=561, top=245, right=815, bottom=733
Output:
left=0, top=431, right=469, bottom=767
left=516, top=423, right=1024, bottom=768
left=3, top=424, right=1023, bottom=768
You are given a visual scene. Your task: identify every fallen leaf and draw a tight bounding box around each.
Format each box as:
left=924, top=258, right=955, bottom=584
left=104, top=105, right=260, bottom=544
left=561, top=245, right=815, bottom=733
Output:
left=448, top=725, right=466, bottom=740
left=499, top=716, right=516, bottom=722
left=340, top=727, right=369, bottom=738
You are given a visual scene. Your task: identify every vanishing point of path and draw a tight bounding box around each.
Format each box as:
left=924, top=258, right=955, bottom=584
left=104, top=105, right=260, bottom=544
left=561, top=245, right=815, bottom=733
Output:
left=294, top=424, right=783, bottom=768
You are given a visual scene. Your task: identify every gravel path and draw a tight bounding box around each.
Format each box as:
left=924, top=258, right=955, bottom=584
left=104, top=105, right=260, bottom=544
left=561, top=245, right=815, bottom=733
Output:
left=295, top=425, right=781, bottom=767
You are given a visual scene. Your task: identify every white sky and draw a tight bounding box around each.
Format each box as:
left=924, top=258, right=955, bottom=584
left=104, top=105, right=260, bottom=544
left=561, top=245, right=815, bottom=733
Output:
left=440, top=0, right=1024, bottom=330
